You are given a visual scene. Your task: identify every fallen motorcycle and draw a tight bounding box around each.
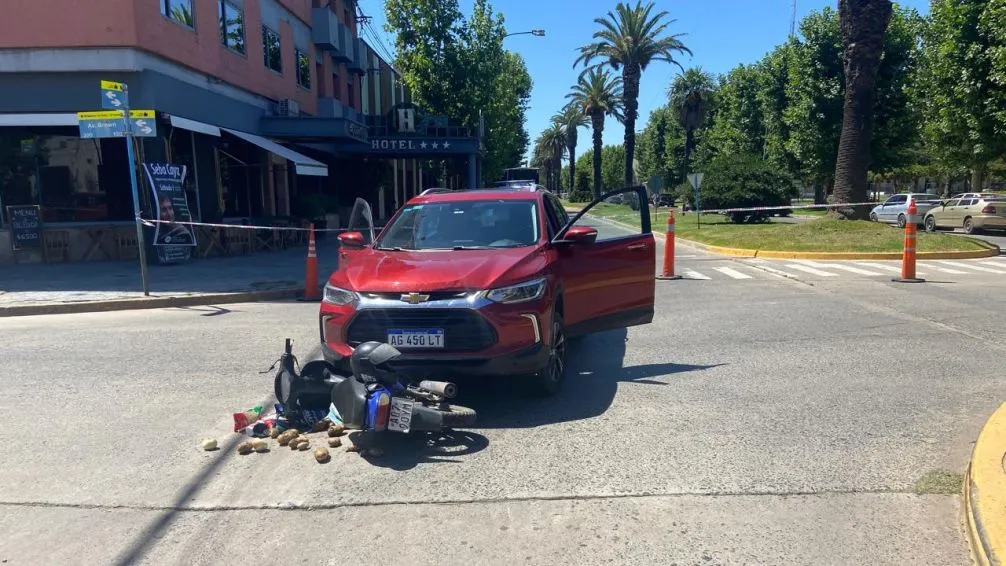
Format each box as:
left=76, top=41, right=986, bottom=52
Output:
left=272, top=338, right=477, bottom=433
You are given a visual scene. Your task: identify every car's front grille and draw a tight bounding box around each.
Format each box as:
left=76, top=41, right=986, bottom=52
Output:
left=346, top=309, right=497, bottom=351
left=360, top=291, right=470, bottom=302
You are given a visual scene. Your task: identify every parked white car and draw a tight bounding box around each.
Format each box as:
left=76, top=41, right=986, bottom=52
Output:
left=869, top=193, right=942, bottom=228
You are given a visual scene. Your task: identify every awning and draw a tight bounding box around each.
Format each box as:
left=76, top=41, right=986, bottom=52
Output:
left=221, top=128, right=328, bottom=177
left=0, top=113, right=79, bottom=127
left=168, top=115, right=221, bottom=137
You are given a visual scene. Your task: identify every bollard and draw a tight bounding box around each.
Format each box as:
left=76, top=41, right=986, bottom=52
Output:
left=299, top=223, right=322, bottom=301
left=656, top=209, right=682, bottom=280
left=892, top=199, right=925, bottom=283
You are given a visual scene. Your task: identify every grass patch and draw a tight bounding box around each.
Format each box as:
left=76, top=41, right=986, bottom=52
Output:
left=572, top=203, right=990, bottom=253
left=913, top=469, right=964, bottom=495
left=792, top=209, right=828, bottom=217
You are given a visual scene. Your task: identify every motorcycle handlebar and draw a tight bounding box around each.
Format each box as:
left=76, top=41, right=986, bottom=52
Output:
left=418, top=380, right=457, bottom=399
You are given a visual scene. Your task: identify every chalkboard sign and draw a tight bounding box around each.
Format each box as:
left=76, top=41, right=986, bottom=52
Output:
left=7, top=205, right=42, bottom=250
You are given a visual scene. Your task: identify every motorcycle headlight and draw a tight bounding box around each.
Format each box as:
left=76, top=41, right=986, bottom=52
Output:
left=323, top=283, right=358, bottom=306
left=482, top=278, right=546, bottom=304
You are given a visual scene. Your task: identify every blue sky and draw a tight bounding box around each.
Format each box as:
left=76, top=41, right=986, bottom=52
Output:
left=358, top=0, right=930, bottom=163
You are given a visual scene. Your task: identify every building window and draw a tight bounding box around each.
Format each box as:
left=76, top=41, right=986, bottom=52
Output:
left=347, top=76, right=355, bottom=109
left=219, top=0, right=245, bottom=54
left=332, top=73, right=341, bottom=101
left=263, top=26, right=282, bottom=73
left=161, top=0, right=194, bottom=28
left=296, top=49, right=311, bottom=89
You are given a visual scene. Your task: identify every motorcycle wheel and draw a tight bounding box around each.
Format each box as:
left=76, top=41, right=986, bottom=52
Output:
left=439, top=404, right=477, bottom=428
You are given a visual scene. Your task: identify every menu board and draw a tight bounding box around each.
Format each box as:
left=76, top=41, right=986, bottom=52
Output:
left=7, top=205, right=42, bottom=250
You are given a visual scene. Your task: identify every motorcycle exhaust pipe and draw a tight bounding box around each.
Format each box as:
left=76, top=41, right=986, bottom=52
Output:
left=418, top=380, right=457, bottom=399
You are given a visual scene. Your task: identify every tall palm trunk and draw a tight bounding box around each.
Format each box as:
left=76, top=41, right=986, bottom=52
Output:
left=590, top=109, right=605, bottom=199
left=832, top=0, right=893, bottom=220
left=681, top=127, right=694, bottom=187
left=621, top=63, right=641, bottom=187
left=567, top=130, right=577, bottom=192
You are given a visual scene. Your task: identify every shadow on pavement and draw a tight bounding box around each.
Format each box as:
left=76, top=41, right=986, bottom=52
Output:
left=348, top=428, right=491, bottom=472
left=456, top=328, right=723, bottom=429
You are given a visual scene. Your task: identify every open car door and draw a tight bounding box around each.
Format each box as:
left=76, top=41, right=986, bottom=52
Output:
left=346, top=197, right=376, bottom=244
left=549, top=186, right=656, bottom=338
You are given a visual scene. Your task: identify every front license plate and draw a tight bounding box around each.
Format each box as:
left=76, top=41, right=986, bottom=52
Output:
left=387, top=328, right=445, bottom=348
left=387, top=397, right=414, bottom=433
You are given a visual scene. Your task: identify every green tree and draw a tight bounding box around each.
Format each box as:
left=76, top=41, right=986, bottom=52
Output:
left=575, top=1, right=691, bottom=187
left=690, top=152, right=797, bottom=223
left=831, top=0, right=894, bottom=220
left=668, top=68, right=717, bottom=181
left=567, top=68, right=624, bottom=199
left=553, top=104, right=590, bottom=191
left=636, top=104, right=686, bottom=190
left=916, top=0, right=1006, bottom=191
left=756, top=43, right=799, bottom=178
left=705, top=64, right=765, bottom=159
left=575, top=144, right=627, bottom=194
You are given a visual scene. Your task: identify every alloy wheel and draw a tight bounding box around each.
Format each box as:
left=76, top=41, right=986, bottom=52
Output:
left=547, top=321, right=567, bottom=384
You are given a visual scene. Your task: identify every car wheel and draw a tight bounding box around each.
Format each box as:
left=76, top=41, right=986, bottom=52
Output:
left=528, top=311, right=567, bottom=397
left=897, top=214, right=907, bottom=229
left=870, top=212, right=878, bottom=222
left=924, top=216, right=936, bottom=232
left=964, top=217, right=980, bottom=235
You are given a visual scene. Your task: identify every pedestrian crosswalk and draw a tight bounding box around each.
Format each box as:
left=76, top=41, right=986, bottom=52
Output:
left=670, top=257, right=1006, bottom=281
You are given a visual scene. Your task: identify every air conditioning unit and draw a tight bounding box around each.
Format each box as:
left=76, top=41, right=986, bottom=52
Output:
left=277, top=98, right=300, bottom=117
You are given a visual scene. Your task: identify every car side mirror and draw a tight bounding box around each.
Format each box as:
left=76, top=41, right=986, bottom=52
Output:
left=555, top=226, right=598, bottom=246
left=338, top=231, right=366, bottom=249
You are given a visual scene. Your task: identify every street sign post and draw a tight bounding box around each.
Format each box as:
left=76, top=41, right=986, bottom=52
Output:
left=76, top=81, right=153, bottom=295
left=688, top=172, right=704, bottom=229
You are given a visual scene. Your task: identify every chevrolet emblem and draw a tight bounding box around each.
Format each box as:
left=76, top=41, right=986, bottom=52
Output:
left=401, top=293, right=430, bottom=304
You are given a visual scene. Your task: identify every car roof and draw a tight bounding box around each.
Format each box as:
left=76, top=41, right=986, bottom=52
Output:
left=409, top=188, right=547, bottom=205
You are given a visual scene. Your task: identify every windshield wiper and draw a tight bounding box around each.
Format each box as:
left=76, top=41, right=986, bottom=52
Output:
left=376, top=246, right=405, bottom=251
left=451, top=245, right=491, bottom=250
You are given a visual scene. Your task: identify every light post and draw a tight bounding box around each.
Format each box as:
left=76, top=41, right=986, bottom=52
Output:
left=505, top=29, right=545, bottom=39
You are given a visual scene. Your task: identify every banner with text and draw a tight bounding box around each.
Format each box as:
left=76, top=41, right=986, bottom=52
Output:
left=143, top=162, right=196, bottom=262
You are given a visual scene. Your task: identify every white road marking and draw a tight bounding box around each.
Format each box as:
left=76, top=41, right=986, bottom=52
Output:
left=681, top=269, right=711, bottom=280
left=741, top=262, right=803, bottom=280
left=785, top=263, right=839, bottom=277
left=796, top=260, right=882, bottom=276
left=853, top=262, right=902, bottom=273
left=713, top=266, right=753, bottom=279
left=936, top=260, right=1006, bottom=274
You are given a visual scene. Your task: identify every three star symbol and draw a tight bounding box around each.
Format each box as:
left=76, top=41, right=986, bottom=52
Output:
left=415, top=141, right=452, bottom=150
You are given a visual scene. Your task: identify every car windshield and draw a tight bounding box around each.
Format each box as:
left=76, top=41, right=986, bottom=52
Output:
left=375, top=199, right=540, bottom=250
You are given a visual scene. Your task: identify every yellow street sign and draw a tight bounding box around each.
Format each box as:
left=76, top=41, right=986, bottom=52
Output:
left=100, top=80, right=124, bottom=92
left=77, top=110, right=125, bottom=120
left=129, top=110, right=155, bottom=119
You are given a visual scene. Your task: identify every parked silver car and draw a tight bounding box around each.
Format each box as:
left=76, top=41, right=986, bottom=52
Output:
left=869, top=193, right=942, bottom=228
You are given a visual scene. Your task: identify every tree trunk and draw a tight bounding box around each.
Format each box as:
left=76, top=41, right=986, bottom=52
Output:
left=971, top=163, right=987, bottom=192
left=622, top=63, right=641, bottom=188
left=591, top=110, right=604, bottom=200
left=681, top=128, right=694, bottom=191
left=831, top=0, right=893, bottom=220
left=567, top=142, right=576, bottom=192
left=814, top=182, right=826, bottom=205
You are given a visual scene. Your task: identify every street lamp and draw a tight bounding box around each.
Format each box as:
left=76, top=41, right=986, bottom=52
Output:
left=505, top=29, right=545, bottom=38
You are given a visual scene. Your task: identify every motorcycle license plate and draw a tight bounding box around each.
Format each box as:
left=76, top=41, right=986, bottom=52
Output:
left=387, top=397, right=415, bottom=433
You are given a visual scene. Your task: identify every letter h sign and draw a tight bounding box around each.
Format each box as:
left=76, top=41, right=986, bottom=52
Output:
left=397, top=108, right=416, bottom=133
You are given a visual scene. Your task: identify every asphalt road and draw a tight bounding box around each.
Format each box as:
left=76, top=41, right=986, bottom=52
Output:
left=3, top=220, right=1003, bottom=565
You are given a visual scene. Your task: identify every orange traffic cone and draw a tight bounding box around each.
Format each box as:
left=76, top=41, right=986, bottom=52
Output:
left=892, top=199, right=925, bottom=284
left=300, top=223, right=321, bottom=301
left=656, top=209, right=682, bottom=280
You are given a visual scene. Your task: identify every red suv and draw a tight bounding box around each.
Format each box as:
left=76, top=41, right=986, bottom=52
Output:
left=318, top=186, right=655, bottom=395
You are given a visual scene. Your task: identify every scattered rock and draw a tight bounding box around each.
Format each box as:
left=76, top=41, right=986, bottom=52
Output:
left=270, top=427, right=282, bottom=439
left=289, top=439, right=302, bottom=450
left=298, top=441, right=310, bottom=451
left=277, top=431, right=296, bottom=446
left=328, top=437, right=342, bottom=448
left=200, top=438, right=218, bottom=451
left=312, top=420, right=329, bottom=433
left=314, top=447, right=331, bottom=463
left=328, top=423, right=345, bottom=437
left=251, top=439, right=269, bottom=453
left=237, top=441, right=253, bottom=455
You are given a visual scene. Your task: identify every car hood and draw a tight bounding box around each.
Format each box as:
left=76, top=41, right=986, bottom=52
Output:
left=332, top=247, right=546, bottom=292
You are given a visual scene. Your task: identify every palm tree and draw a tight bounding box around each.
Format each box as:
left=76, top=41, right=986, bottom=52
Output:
left=669, top=68, right=716, bottom=184
left=553, top=104, right=590, bottom=192
left=832, top=0, right=893, bottom=220
left=575, top=1, right=691, bottom=187
left=567, top=68, right=624, bottom=199
left=538, top=123, right=567, bottom=191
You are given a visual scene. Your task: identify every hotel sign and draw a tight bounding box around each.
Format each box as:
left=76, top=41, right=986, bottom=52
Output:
left=370, top=139, right=455, bottom=151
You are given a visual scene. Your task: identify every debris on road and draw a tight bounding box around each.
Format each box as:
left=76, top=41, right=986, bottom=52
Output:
left=200, top=438, right=218, bottom=451
left=232, top=405, right=263, bottom=432
left=314, top=447, right=331, bottom=463
left=328, top=423, right=345, bottom=437
left=237, top=441, right=253, bottom=455
left=328, top=437, right=342, bottom=448
left=251, top=439, right=269, bottom=453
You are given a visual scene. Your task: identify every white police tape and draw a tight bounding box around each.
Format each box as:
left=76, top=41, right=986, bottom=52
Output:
left=675, top=200, right=900, bottom=215
left=139, top=218, right=357, bottom=233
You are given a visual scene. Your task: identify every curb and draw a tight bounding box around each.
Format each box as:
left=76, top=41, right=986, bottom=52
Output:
left=569, top=210, right=1002, bottom=260
left=0, top=288, right=306, bottom=318
left=965, top=401, right=1006, bottom=566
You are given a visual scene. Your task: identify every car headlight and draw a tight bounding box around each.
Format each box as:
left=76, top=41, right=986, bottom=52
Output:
left=482, top=278, right=546, bottom=304
left=323, top=283, right=358, bottom=306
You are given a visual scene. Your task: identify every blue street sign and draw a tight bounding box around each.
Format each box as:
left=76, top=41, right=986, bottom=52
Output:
left=77, top=110, right=157, bottom=139
left=101, top=80, right=127, bottom=110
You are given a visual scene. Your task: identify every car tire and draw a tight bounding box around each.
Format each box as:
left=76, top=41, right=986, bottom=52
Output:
left=528, top=311, right=567, bottom=397
left=897, top=214, right=907, bottom=229
left=924, top=215, right=936, bottom=232
left=870, top=212, right=878, bottom=222
left=964, top=217, right=980, bottom=235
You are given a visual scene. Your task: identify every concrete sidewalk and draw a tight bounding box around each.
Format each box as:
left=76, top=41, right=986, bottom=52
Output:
left=0, top=239, right=339, bottom=316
